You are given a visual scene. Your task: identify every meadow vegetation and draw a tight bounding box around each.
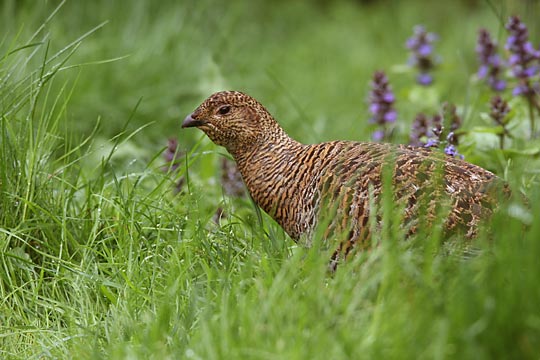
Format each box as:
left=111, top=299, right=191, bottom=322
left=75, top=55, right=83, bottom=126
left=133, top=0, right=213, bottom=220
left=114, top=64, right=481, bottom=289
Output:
left=1, top=0, right=539, bottom=358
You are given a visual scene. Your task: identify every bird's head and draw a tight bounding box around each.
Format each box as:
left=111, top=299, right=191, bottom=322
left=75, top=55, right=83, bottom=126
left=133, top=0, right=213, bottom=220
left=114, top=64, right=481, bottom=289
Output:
left=182, top=91, right=284, bottom=154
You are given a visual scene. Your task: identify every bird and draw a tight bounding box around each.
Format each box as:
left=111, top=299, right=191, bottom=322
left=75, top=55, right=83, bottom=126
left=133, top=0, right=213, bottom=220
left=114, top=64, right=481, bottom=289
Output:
left=182, top=90, right=508, bottom=263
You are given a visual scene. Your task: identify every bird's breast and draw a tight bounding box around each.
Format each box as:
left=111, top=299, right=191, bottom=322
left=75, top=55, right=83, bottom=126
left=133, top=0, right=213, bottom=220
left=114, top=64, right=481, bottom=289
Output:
left=235, top=145, right=318, bottom=240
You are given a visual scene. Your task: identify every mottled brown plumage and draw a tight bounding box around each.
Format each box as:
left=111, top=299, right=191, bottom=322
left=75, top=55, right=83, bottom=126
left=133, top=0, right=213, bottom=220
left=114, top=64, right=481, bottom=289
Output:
left=182, top=91, right=507, bottom=258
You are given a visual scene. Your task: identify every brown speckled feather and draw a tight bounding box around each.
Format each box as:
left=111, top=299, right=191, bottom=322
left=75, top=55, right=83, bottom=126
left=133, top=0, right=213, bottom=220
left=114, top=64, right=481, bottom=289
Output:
left=182, top=91, right=507, bottom=257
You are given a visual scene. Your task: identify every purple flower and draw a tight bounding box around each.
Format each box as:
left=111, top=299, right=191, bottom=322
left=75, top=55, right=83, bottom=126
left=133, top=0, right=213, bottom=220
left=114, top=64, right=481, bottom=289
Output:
left=441, top=104, right=464, bottom=158
left=371, top=130, right=385, bottom=142
left=424, top=121, right=443, bottom=148
left=505, top=16, right=539, bottom=97
left=410, top=104, right=464, bottom=158
left=220, top=158, right=245, bottom=197
left=406, top=25, right=439, bottom=86
left=446, top=131, right=458, bottom=145
left=416, top=73, right=433, bottom=86
left=512, top=84, right=530, bottom=96
left=490, top=95, right=512, bottom=148
left=410, top=113, right=442, bottom=148
left=384, top=109, right=397, bottom=123
left=368, top=71, right=397, bottom=141
left=476, top=29, right=506, bottom=91
left=409, top=113, right=430, bottom=146
left=491, top=79, right=507, bottom=92
left=442, top=102, right=462, bottom=141
left=162, top=138, right=184, bottom=193
left=490, top=95, right=510, bottom=125
left=444, top=144, right=464, bottom=159
left=163, top=138, right=180, bottom=171
left=424, top=138, right=440, bottom=148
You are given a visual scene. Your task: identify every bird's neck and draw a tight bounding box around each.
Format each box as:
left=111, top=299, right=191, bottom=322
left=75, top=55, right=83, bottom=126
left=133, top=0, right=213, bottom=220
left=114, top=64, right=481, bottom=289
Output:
left=232, top=133, right=304, bottom=171
left=230, top=125, right=303, bottom=164
left=230, top=133, right=306, bottom=220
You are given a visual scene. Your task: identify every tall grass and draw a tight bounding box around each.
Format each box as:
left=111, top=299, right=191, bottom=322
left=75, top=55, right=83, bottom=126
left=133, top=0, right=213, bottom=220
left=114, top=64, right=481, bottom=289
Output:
left=1, top=1, right=539, bottom=359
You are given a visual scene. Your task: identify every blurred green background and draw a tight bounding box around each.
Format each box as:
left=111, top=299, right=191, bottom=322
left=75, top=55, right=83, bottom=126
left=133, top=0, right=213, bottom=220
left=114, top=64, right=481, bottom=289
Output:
left=3, top=0, right=538, bottom=150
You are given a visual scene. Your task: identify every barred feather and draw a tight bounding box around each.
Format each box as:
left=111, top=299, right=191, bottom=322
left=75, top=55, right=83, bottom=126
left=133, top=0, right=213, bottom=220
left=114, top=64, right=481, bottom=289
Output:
left=183, top=91, right=507, bottom=256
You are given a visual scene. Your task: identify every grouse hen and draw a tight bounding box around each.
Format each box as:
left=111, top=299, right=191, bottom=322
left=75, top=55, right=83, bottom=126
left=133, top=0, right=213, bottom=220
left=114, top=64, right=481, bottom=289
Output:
left=182, top=91, right=506, bottom=259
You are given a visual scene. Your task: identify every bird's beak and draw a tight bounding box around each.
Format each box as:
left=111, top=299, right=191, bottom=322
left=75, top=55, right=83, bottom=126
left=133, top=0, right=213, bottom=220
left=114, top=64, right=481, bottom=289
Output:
left=182, top=113, right=204, bottom=128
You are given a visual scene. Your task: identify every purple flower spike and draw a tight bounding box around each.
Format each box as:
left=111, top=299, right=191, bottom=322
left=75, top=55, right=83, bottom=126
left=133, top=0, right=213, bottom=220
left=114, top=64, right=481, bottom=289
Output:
left=491, top=79, right=507, bottom=92
left=444, top=144, right=464, bottom=159
left=476, top=29, right=506, bottom=92
left=371, top=129, right=385, bottom=141
left=410, top=104, right=463, bottom=158
left=489, top=95, right=512, bottom=148
left=417, top=44, right=433, bottom=57
left=490, top=95, right=511, bottom=126
left=163, top=138, right=180, bottom=171
left=410, top=113, right=430, bottom=146
left=505, top=16, right=539, bottom=97
left=406, top=25, right=439, bottom=86
left=417, top=73, right=433, bottom=86
left=424, top=138, right=440, bottom=148
left=221, top=158, right=246, bottom=197
left=384, top=110, right=397, bottom=123
left=162, top=138, right=185, bottom=193
left=368, top=71, right=397, bottom=141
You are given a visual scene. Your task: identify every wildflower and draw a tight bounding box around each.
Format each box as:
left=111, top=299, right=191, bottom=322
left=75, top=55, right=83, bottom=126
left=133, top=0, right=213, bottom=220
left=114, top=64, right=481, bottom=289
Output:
left=220, top=158, right=245, bottom=197
left=489, top=95, right=511, bottom=148
left=476, top=28, right=506, bottom=91
left=409, top=113, right=438, bottom=147
left=410, top=113, right=442, bottom=147
left=424, top=118, right=442, bottom=148
left=409, top=113, right=430, bottom=146
left=163, top=138, right=184, bottom=193
left=368, top=71, right=397, bottom=141
left=505, top=15, right=540, bottom=137
left=505, top=16, right=540, bottom=97
left=444, top=133, right=464, bottom=159
left=411, top=105, right=464, bottom=158
left=406, top=25, right=439, bottom=86
left=442, top=102, right=462, bottom=144
left=440, top=103, right=464, bottom=158
left=490, top=95, right=511, bottom=125
left=424, top=137, right=439, bottom=148
left=444, top=144, right=459, bottom=157
left=431, top=113, right=443, bottom=134
left=214, top=159, right=246, bottom=224
left=163, top=138, right=181, bottom=171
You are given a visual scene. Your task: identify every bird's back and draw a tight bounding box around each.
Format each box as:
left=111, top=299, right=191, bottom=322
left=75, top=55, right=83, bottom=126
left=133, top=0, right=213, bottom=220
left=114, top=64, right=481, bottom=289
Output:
left=182, top=91, right=508, bottom=261
left=239, top=140, right=506, bottom=250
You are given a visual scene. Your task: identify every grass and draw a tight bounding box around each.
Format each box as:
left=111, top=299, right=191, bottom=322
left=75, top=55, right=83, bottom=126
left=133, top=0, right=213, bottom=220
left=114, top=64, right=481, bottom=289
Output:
left=1, top=0, right=540, bottom=358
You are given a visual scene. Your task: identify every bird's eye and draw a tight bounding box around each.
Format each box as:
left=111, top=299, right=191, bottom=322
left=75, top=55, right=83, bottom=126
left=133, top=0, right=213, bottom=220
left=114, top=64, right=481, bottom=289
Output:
left=218, top=105, right=231, bottom=115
